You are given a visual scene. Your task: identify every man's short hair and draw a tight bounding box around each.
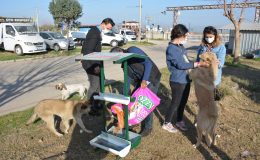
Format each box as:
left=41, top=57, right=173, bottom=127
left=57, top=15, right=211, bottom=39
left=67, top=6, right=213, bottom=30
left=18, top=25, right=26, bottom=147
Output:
left=102, top=18, right=115, bottom=27
left=110, top=47, right=126, bottom=53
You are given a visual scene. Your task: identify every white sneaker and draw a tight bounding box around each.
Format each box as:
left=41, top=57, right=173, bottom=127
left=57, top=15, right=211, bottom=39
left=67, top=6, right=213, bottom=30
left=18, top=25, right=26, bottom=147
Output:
left=162, top=122, right=178, bottom=133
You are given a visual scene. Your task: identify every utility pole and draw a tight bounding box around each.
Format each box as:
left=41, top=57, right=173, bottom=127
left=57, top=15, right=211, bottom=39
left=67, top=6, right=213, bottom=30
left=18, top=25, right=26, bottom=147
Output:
left=138, top=0, right=142, bottom=42
left=36, top=8, right=39, bottom=32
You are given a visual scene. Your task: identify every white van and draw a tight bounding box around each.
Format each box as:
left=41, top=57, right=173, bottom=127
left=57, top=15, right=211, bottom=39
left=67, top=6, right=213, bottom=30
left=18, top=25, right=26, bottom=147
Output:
left=0, top=17, right=46, bottom=55
left=120, top=29, right=136, bottom=42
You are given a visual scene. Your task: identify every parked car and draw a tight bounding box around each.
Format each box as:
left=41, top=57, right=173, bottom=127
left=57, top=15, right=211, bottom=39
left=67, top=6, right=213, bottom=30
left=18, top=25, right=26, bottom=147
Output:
left=71, top=26, right=126, bottom=47
left=101, top=31, right=126, bottom=47
left=119, top=29, right=136, bottom=42
left=39, top=31, right=75, bottom=51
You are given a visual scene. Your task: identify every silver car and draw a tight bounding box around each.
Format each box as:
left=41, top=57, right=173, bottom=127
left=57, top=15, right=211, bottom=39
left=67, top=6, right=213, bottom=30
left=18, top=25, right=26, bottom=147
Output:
left=40, top=31, right=75, bottom=51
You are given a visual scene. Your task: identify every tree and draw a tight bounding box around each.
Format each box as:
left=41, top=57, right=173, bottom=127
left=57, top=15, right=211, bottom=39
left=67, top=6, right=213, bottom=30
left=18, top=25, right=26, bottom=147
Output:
left=222, top=0, right=249, bottom=64
left=39, top=24, right=59, bottom=32
left=49, top=0, right=82, bottom=37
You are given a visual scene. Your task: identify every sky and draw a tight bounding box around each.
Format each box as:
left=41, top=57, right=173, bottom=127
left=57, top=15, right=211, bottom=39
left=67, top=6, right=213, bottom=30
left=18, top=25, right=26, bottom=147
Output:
left=0, top=0, right=258, bottom=32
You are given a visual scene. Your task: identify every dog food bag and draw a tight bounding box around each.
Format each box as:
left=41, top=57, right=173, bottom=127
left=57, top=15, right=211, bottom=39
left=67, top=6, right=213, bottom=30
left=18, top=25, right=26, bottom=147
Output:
left=111, top=87, right=160, bottom=126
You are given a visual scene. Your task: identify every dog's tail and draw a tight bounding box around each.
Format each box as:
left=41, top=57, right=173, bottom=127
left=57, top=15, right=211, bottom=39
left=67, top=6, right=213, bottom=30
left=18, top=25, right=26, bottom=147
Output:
left=26, top=113, right=38, bottom=125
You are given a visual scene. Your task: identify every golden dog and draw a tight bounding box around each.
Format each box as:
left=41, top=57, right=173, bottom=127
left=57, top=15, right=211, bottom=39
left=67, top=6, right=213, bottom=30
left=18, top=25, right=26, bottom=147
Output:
left=189, top=52, right=219, bottom=148
left=26, top=99, right=92, bottom=137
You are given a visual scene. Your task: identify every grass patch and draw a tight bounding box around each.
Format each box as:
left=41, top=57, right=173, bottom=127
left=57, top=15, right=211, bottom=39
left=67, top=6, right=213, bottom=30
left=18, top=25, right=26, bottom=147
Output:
left=0, top=51, right=37, bottom=61
left=0, top=47, right=81, bottom=62
left=254, top=58, right=260, bottom=61
left=149, top=38, right=165, bottom=41
left=0, top=108, right=34, bottom=135
left=224, top=55, right=243, bottom=67
left=127, top=41, right=155, bottom=46
left=224, top=56, right=252, bottom=70
left=224, top=56, right=260, bottom=68
left=0, top=41, right=155, bottom=62
left=231, top=76, right=260, bottom=92
left=217, top=81, right=234, bottom=97
left=102, top=41, right=155, bottom=51
left=101, top=41, right=155, bottom=52
left=224, top=56, right=260, bottom=93
left=47, top=47, right=81, bottom=56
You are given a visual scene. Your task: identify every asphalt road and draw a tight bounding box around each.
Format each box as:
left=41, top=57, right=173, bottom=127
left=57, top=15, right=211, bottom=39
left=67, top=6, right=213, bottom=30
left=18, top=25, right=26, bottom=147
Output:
left=0, top=40, right=199, bottom=116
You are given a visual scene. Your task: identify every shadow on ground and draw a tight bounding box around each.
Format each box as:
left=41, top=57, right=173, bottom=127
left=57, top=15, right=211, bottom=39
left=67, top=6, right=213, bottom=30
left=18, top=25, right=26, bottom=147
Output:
left=0, top=56, right=83, bottom=108
left=223, top=64, right=260, bottom=103
left=154, top=83, right=231, bottom=160
left=64, top=81, right=124, bottom=159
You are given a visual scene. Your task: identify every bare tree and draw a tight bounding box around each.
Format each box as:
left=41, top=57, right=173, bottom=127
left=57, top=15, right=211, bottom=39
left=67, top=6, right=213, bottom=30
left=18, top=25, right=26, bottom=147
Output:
left=222, top=0, right=249, bottom=64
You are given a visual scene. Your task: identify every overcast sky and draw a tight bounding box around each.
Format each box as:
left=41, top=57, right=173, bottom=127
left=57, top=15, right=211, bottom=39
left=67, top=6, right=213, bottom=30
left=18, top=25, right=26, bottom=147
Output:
left=1, top=0, right=257, bottom=31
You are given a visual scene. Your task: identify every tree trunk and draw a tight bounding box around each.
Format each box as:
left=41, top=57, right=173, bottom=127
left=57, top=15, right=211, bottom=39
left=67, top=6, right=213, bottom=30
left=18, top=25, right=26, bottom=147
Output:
left=233, top=24, right=241, bottom=64
left=66, top=21, right=70, bottom=51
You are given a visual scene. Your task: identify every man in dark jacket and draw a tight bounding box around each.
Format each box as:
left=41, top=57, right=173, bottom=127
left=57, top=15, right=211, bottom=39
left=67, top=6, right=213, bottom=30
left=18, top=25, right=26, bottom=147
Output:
left=110, top=46, right=161, bottom=137
left=81, top=18, right=115, bottom=115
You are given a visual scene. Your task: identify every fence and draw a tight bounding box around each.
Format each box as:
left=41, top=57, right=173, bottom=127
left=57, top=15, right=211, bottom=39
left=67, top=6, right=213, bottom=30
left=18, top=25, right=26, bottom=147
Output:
left=145, top=31, right=229, bottom=43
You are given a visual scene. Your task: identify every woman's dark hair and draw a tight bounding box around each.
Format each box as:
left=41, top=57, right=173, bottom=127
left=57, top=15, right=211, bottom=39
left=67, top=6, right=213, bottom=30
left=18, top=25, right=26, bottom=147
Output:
left=110, top=47, right=126, bottom=53
left=202, top=26, right=221, bottom=47
left=170, top=24, right=189, bottom=40
left=102, top=18, right=115, bottom=27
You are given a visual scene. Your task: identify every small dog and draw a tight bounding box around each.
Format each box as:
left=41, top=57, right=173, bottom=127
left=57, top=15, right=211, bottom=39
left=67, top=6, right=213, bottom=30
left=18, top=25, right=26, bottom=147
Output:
left=189, top=52, right=220, bottom=148
left=26, top=99, right=92, bottom=137
left=55, top=82, right=90, bottom=100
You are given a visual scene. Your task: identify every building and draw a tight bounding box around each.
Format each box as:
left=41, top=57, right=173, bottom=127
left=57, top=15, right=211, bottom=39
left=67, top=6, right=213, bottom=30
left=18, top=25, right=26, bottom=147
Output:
left=121, top=21, right=139, bottom=32
left=220, top=22, right=260, bottom=55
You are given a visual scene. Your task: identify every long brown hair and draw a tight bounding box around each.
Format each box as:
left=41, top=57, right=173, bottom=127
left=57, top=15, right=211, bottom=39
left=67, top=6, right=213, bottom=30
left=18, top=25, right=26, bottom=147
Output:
left=201, top=26, right=221, bottom=47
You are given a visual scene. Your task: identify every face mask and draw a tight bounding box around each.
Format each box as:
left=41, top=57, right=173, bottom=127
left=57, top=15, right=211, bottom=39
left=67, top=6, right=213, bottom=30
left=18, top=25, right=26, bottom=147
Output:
left=205, top=37, right=214, bottom=43
left=180, top=37, right=188, bottom=45
left=180, top=40, right=187, bottom=45
left=102, top=28, right=111, bottom=34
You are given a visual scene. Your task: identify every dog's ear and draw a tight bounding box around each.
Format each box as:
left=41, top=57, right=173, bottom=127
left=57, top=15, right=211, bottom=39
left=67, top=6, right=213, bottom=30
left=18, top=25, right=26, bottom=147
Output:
left=55, top=85, right=59, bottom=90
left=206, top=52, right=218, bottom=64
left=62, top=83, right=67, bottom=90
left=80, top=101, right=91, bottom=109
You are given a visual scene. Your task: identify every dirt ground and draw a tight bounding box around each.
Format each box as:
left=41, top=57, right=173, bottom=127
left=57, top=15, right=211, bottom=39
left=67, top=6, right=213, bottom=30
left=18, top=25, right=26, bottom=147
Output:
left=0, top=60, right=259, bottom=160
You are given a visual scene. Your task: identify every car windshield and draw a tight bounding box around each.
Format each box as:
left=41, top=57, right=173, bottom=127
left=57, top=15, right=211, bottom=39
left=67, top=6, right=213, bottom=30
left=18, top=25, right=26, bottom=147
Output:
left=112, top=29, right=119, bottom=34
left=14, top=25, right=37, bottom=34
left=49, top=32, right=65, bottom=39
left=126, top=31, right=135, bottom=35
left=104, top=32, right=115, bottom=36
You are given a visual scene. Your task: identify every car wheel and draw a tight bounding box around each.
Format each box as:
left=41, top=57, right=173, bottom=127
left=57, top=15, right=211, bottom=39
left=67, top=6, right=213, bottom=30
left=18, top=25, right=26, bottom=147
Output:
left=46, top=44, right=51, bottom=50
left=54, top=44, right=60, bottom=52
left=110, top=40, right=118, bottom=47
left=15, top=45, right=23, bottom=55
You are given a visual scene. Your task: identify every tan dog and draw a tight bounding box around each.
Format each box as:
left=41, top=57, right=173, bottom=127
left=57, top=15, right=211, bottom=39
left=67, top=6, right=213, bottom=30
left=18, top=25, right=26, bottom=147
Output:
left=26, top=99, right=92, bottom=137
left=189, top=52, right=219, bottom=148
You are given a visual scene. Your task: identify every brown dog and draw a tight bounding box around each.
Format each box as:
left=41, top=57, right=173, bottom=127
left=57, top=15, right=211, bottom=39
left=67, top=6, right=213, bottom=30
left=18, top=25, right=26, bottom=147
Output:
left=26, top=99, right=92, bottom=137
left=189, top=52, right=219, bottom=148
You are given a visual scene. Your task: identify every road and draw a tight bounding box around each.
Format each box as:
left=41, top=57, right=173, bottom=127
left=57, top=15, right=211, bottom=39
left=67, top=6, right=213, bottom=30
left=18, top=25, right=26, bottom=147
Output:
left=0, top=40, right=199, bottom=116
